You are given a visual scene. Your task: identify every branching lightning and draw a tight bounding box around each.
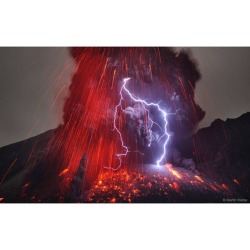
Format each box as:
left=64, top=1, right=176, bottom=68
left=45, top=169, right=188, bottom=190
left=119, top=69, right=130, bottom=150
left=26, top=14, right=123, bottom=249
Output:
left=105, top=78, right=172, bottom=170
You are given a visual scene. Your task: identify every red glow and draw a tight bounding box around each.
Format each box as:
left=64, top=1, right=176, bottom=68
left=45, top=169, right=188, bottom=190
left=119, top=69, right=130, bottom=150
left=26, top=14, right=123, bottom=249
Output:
left=83, top=165, right=233, bottom=203
left=165, top=164, right=182, bottom=179
left=195, top=175, right=204, bottom=183
left=42, top=48, right=233, bottom=202
left=233, top=179, right=240, bottom=185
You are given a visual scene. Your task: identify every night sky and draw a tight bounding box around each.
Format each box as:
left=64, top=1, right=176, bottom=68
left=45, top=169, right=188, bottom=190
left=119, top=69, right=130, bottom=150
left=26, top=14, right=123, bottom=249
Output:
left=0, top=47, right=249, bottom=147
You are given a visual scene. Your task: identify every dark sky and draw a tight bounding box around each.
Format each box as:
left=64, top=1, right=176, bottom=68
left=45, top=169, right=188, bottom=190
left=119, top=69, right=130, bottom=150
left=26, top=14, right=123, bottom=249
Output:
left=0, top=47, right=250, bottom=147
left=185, top=48, right=250, bottom=128
left=0, top=48, right=74, bottom=147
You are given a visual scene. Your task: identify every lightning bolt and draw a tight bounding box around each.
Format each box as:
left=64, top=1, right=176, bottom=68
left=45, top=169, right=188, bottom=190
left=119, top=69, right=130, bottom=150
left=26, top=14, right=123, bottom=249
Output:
left=105, top=78, right=172, bottom=170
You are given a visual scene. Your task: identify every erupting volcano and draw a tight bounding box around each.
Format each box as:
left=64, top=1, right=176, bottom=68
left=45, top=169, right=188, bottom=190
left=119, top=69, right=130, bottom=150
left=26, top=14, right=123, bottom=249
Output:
left=0, top=47, right=249, bottom=203
left=47, top=47, right=206, bottom=198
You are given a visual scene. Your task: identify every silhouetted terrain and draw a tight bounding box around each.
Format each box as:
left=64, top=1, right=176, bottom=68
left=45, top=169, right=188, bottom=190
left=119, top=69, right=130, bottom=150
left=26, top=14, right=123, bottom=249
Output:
left=178, top=113, right=250, bottom=187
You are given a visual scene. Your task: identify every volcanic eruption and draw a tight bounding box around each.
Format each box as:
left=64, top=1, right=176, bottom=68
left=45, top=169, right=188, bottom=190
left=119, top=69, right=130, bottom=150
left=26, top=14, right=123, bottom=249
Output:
left=44, top=48, right=208, bottom=199
left=1, top=47, right=244, bottom=203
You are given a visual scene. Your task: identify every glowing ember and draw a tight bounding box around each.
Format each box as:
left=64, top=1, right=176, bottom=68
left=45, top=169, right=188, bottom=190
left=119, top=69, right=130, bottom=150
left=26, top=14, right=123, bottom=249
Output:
left=195, top=175, right=204, bottom=183
left=83, top=164, right=234, bottom=203
left=59, top=168, right=69, bottom=177
left=165, top=164, right=182, bottom=179
left=233, top=179, right=240, bottom=185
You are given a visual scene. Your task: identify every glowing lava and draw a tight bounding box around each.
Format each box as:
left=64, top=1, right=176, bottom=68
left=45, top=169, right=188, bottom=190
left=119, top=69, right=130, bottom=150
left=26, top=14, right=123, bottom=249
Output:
left=85, top=164, right=234, bottom=203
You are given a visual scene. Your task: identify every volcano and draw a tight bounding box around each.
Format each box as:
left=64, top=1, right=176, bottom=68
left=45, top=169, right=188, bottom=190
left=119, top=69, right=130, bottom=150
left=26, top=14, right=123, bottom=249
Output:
left=0, top=113, right=249, bottom=203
